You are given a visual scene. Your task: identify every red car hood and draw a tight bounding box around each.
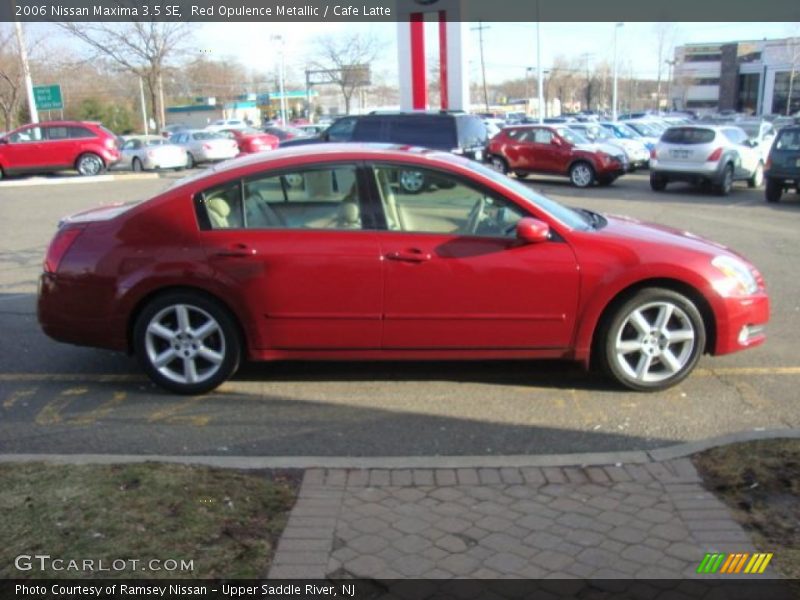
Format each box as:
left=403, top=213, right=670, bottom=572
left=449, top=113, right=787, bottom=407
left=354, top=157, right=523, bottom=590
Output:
left=599, top=213, right=735, bottom=257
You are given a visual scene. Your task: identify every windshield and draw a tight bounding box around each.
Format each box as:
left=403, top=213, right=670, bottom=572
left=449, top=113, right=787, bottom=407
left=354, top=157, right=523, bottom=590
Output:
left=627, top=122, right=658, bottom=137
left=469, top=161, right=592, bottom=231
left=192, top=132, right=223, bottom=140
left=556, top=127, right=589, bottom=145
left=605, top=123, right=637, bottom=139
left=738, top=123, right=762, bottom=138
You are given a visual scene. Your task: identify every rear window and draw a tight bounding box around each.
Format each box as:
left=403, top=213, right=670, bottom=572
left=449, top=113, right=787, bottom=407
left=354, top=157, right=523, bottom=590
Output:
left=386, top=116, right=456, bottom=149
left=661, top=128, right=716, bottom=145
left=775, top=129, right=800, bottom=151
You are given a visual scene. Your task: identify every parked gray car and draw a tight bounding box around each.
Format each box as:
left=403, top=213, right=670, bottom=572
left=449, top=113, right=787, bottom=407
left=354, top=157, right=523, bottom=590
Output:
left=118, top=136, right=187, bottom=171
left=169, top=130, right=239, bottom=168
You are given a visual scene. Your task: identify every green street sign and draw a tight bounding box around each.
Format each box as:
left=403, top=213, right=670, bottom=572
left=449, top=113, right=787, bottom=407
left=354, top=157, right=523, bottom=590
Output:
left=33, top=85, right=63, bottom=110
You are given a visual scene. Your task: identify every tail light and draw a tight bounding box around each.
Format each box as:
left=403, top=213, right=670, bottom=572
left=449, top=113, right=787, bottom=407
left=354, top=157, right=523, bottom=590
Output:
left=44, top=227, right=83, bottom=274
left=147, top=150, right=155, bottom=158
left=650, top=148, right=657, bottom=160
left=706, top=147, right=723, bottom=162
left=105, top=137, right=117, bottom=149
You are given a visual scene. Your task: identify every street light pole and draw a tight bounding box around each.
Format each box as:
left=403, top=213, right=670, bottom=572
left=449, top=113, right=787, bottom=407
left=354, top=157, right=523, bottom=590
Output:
left=536, top=14, right=544, bottom=124
left=272, top=35, right=288, bottom=126
left=665, top=59, right=677, bottom=111
left=14, top=22, right=38, bottom=124
left=612, top=22, right=624, bottom=121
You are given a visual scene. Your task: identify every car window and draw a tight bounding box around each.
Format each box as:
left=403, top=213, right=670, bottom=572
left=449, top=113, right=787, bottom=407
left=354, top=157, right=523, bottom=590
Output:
left=240, top=164, right=365, bottom=230
left=456, top=116, right=488, bottom=148
left=45, top=126, right=70, bottom=140
left=371, top=164, right=525, bottom=237
left=351, top=118, right=384, bottom=142
left=532, top=129, right=553, bottom=144
left=122, top=139, right=141, bottom=150
left=198, top=181, right=244, bottom=230
left=555, top=128, right=587, bottom=144
left=775, top=130, right=800, bottom=151
left=172, top=134, right=186, bottom=144
left=8, top=127, right=43, bottom=143
left=722, top=128, right=748, bottom=145
left=661, top=128, right=716, bottom=145
left=193, top=132, right=221, bottom=140
left=386, top=117, right=456, bottom=149
left=146, top=139, right=166, bottom=146
left=70, top=126, right=94, bottom=138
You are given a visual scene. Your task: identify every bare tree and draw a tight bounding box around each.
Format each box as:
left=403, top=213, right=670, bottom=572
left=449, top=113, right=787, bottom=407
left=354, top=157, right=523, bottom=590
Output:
left=311, top=33, right=382, bottom=115
left=57, top=22, right=190, bottom=130
left=654, top=23, right=678, bottom=111
left=0, top=25, right=24, bottom=131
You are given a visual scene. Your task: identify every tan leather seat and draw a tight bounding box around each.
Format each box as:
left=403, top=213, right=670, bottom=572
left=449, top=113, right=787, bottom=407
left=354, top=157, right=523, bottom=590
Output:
left=206, top=196, right=231, bottom=229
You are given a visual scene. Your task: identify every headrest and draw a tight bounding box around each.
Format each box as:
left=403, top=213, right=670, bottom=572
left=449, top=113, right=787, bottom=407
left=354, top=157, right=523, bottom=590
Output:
left=340, top=202, right=359, bottom=223
left=207, top=196, right=231, bottom=217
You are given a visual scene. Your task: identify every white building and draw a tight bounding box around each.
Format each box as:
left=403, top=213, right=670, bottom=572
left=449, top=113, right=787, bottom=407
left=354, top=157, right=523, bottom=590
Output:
left=671, top=38, right=800, bottom=116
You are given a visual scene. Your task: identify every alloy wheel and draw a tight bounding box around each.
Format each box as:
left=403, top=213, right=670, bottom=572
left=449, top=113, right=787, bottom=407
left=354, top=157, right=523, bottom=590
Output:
left=399, top=170, right=425, bottom=193
left=570, top=163, right=594, bottom=187
left=77, top=154, right=103, bottom=176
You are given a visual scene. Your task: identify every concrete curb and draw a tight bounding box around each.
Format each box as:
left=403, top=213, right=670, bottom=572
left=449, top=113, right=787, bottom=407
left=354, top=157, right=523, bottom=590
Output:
left=0, top=428, right=797, bottom=469
left=0, top=173, right=161, bottom=188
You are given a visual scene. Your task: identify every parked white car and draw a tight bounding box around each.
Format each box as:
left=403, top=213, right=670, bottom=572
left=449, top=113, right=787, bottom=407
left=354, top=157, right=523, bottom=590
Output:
left=569, top=123, right=650, bottom=170
left=650, top=125, right=764, bottom=195
left=118, top=135, right=187, bottom=171
left=737, top=120, right=777, bottom=161
left=169, top=130, right=239, bottom=168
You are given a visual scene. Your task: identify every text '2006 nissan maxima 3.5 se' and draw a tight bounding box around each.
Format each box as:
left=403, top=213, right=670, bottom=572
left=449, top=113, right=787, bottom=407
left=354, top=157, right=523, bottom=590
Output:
left=38, top=144, right=769, bottom=394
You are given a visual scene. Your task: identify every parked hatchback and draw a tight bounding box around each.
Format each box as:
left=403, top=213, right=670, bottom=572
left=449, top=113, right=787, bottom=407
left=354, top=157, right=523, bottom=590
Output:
left=488, top=125, right=627, bottom=187
left=764, top=125, right=800, bottom=203
left=0, top=120, right=120, bottom=178
left=650, top=125, right=764, bottom=195
left=38, top=145, right=768, bottom=395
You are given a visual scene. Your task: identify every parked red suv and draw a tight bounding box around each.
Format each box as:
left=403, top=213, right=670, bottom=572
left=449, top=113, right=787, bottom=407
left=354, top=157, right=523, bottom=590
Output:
left=0, top=120, right=120, bottom=179
left=488, top=125, right=628, bottom=187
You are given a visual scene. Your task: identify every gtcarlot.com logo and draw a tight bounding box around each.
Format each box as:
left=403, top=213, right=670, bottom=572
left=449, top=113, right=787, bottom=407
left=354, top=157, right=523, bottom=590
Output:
left=697, top=552, right=773, bottom=574
left=14, top=554, right=194, bottom=573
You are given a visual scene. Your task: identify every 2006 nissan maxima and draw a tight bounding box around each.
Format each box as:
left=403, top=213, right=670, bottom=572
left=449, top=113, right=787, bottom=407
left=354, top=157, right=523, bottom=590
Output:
left=38, top=145, right=769, bottom=394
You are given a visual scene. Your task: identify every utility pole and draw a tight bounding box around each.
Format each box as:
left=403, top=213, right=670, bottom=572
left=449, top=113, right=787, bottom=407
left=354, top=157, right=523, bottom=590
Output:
left=14, top=22, right=38, bottom=124
left=665, top=59, right=677, bottom=112
left=139, top=78, right=149, bottom=136
left=613, top=23, right=624, bottom=121
left=536, top=17, right=544, bottom=124
left=580, top=52, right=595, bottom=112
left=471, top=22, right=490, bottom=112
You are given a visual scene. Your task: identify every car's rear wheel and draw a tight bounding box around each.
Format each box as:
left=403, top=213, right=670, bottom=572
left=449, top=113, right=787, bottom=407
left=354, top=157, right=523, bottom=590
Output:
left=569, top=162, right=595, bottom=187
left=186, top=153, right=195, bottom=169
left=713, top=164, right=733, bottom=196
left=747, top=162, right=764, bottom=188
left=76, top=153, right=105, bottom=176
left=132, top=158, right=143, bottom=172
left=597, top=288, right=706, bottom=392
left=398, top=169, right=427, bottom=194
left=133, top=292, right=241, bottom=395
left=490, top=156, right=508, bottom=175
left=765, top=177, right=782, bottom=203
left=650, top=173, right=667, bottom=191
left=514, top=171, right=528, bottom=179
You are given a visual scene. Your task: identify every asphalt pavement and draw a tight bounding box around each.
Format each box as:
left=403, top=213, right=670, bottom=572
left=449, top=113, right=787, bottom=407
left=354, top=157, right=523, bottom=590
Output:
left=0, top=169, right=798, bottom=456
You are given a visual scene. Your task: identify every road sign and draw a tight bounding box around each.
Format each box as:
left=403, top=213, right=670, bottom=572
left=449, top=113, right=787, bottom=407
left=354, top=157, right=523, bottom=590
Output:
left=33, top=85, right=63, bottom=110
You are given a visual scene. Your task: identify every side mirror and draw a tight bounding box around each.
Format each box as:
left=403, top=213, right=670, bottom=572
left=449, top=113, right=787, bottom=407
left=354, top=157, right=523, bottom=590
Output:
left=516, top=217, right=550, bottom=243
left=551, top=137, right=562, bottom=146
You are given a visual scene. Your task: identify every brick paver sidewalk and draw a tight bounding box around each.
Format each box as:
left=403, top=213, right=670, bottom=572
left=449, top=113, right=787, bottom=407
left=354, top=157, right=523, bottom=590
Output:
left=268, top=458, right=762, bottom=580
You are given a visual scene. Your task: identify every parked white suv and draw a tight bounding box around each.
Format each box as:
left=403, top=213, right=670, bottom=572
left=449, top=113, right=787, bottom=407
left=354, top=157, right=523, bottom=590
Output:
left=650, top=125, right=764, bottom=195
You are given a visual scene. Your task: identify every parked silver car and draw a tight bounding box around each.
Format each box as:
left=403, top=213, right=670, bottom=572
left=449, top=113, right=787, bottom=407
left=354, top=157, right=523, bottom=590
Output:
left=118, top=136, right=187, bottom=171
left=650, top=125, right=764, bottom=195
left=169, top=130, right=239, bottom=168
left=569, top=123, right=650, bottom=170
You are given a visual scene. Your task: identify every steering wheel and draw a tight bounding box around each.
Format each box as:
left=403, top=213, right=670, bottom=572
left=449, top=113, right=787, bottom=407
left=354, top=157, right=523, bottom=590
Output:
left=464, top=197, right=487, bottom=234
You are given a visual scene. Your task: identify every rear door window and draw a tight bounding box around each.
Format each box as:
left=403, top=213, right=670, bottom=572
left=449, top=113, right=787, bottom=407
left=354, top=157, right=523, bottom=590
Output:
left=352, top=118, right=386, bottom=142
left=722, top=128, right=748, bottom=145
left=661, top=128, right=716, bottom=145
left=775, top=130, right=800, bottom=151
left=386, top=116, right=455, bottom=149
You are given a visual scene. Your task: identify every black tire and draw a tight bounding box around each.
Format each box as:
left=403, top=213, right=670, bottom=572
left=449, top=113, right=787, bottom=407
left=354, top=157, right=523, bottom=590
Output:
left=713, top=164, right=734, bottom=196
left=76, top=153, right=105, bottom=176
left=186, top=153, right=195, bottom=169
left=0, top=165, right=4, bottom=180
left=747, top=161, right=764, bottom=188
left=765, top=178, right=782, bottom=203
left=514, top=171, right=529, bottom=179
left=650, top=172, right=667, bottom=191
left=133, top=291, right=242, bottom=395
left=569, top=161, right=595, bottom=188
left=490, top=156, right=508, bottom=175
left=596, top=287, right=706, bottom=392
left=398, top=169, right=427, bottom=194
left=132, top=158, right=143, bottom=172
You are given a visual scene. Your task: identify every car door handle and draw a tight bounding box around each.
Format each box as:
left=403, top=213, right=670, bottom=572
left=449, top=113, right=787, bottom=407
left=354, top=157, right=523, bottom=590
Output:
left=212, top=244, right=257, bottom=258
left=385, top=249, right=432, bottom=263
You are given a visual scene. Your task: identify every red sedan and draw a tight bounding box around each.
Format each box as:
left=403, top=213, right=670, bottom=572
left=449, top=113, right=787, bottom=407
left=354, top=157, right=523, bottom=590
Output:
left=219, top=128, right=279, bottom=154
left=38, top=145, right=768, bottom=394
left=488, top=125, right=628, bottom=187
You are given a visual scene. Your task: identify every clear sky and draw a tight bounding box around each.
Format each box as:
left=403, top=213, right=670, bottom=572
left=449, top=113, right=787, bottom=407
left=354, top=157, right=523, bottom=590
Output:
left=33, top=21, right=800, bottom=86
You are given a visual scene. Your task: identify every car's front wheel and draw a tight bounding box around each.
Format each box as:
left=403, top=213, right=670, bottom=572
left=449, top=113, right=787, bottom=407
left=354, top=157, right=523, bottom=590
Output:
left=76, top=153, right=105, bottom=176
left=186, top=153, right=196, bottom=169
left=132, top=158, right=143, bottom=172
left=597, top=288, right=706, bottom=391
left=133, top=292, right=241, bottom=394
left=569, top=162, right=595, bottom=188
left=765, top=177, right=782, bottom=203
left=490, top=156, right=508, bottom=175
left=747, top=162, right=764, bottom=188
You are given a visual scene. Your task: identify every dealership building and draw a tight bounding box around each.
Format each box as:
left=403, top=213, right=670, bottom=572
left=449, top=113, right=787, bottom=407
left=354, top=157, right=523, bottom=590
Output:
left=670, top=37, right=800, bottom=116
